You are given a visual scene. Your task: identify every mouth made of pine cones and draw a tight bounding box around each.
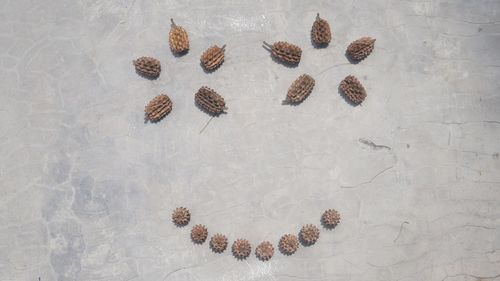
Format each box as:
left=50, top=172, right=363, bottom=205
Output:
left=262, top=41, right=302, bottom=66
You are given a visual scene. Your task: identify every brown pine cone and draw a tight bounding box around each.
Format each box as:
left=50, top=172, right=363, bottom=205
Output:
left=133, top=57, right=161, bottom=78
left=339, top=75, right=367, bottom=104
left=191, top=224, right=208, bottom=244
left=263, top=41, right=301, bottom=64
left=144, top=94, right=172, bottom=122
left=311, top=13, right=331, bottom=45
left=286, top=74, right=315, bottom=104
left=299, top=224, right=320, bottom=245
left=346, top=37, right=376, bottom=61
left=169, top=19, right=189, bottom=54
left=210, top=234, right=228, bottom=253
left=172, top=207, right=190, bottom=226
left=255, top=241, right=274, bottom=261
left=278, top=234, right=299, bottom=255
left=232, top=239, right=251, bottom=260
left=321, top=209, right=341, bottom=229
left=200, top=44, right=225, bottom=71
left=195, top=86, right=227, bottom=115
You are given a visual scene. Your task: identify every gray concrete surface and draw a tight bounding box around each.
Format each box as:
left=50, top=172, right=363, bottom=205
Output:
left=1, top=0, right=500, bottom=280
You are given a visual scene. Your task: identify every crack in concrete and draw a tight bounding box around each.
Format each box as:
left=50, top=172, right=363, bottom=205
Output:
left=359, top=138, right=392, bottom=150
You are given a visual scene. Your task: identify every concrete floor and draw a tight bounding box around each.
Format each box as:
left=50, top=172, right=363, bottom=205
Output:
left=1, top=0, right=500, bottom=280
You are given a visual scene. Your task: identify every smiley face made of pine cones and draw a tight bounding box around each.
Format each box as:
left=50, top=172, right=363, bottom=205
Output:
left=157, top=13, right=359, bottom=262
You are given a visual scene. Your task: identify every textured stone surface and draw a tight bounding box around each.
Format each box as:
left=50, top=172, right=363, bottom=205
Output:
left=1, top=0, right=500, bottom=281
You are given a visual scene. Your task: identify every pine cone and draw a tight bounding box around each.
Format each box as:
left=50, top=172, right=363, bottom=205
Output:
left=255, top=241, right=274, bottom=261
left=210, top=234, right=228, bottom=253
left=232, top=239, right=251, bottom=259
left=195, top=86, right=227, bottom=115
left=278, top=234, right=299, bottom=255
left=321, top=209, right=341, bottom=229
left=172, top=207, right=190, bottom=227
left=191, top=224, right=208, bottom=244
left=133, top=57, right=161, bottom=78
left=169, top=19, right=189, bottom=54
left=286, top=74, right=315, bottom=104
left=346, top=37, right=375, bottom=61
left=200, top=44, right=225, bottom=71
left=144, top=94, right=172, bottom=122
left=299, top=224, right=320, bottom=245
left=339, top=75, right=367, bottom=104
left=263, top=41, right=301, bottom=64
left=311, top=13, right=331, bottom=45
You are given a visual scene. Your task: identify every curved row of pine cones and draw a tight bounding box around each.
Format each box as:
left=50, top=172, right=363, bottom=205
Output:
left=171, top=207, right=341, bottom=261
left=135, top=15, right=375, bottom=122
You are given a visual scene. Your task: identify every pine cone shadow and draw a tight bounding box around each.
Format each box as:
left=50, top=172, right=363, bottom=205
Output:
left=194, top=101, right=227, bottom=117
left=278, top=246, right=295, bottom=256
left=311, top=35, right=329, bottom=49
left=344, top=51, right=361, bottom=65
left=190, top=236, right=206, bottom=245
left=144, top=112, right=168, bottom=124
left=281, top=99, right=305, bottom=106
left=172, top=49, right=189, bottom=57
left=135, top=69, right=160, bottom=80
left=262, top=45, right=299, bottom=68
left=338, top=85, right=362, bottom=107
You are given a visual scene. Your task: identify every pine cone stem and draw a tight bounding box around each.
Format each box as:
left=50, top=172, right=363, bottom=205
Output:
left=221, top=44, right=226, bottom=50
left=262, top=41, right=272, bottom=49
left=171, top=18, right=176, bottom=26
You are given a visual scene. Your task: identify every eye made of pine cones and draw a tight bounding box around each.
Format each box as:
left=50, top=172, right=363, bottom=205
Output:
left=144, top=94, right=172, bottom=122
left=133, top=57, right=161, bottom=79
left=311, top=13, right=331, bottom=46
left=263, top=41, right=301, bottom=65
left=195, top=86, right=227, bottom=115
left=346, top=37, right=376, bottom=61
left=210, top=234, right=228, bottom=253
left=321, top=209, right=341, bottom=229
left=232, top=239, right=251, bottom=260
left=255, top=241, right=274, bottom=261
left=169, top=18, right=189, bottom=54
left=172, top=207, right=190, bottom=227
left=339, top=75, right=367, bottom=105
left=191, top=224, right=208, bottom=244
left=200, top=44, right=225, bottom=71
left=278, top=234, right=299, bottom=255
left=286, top=74, right=315, bottom=104
left=299, top=224, right=320, bottom=245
